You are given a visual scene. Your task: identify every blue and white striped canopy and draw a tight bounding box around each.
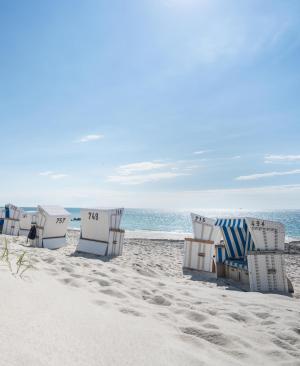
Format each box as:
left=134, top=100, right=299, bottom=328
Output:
left=215, top=218, right=255, bottom=259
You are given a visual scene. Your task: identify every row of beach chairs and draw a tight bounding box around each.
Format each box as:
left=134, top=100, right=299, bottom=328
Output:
left=0, top=204, right=124, bottom=257
left=0, top=204, right=294, bottom=294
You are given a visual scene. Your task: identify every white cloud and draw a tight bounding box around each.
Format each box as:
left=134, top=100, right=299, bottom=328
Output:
left=108, top=160, right=198, bottom=185
left=264, top=154, right=300, bottom=163
left=39, top=172, right=69, bottom=180
left=118, top=162, right=169, bottom=175
left=76, top=134, right=104, bottom=143
left=236, top=169, right=300, bottom=181
left=50, top=174, right=69, bottom=180
left=39, top=171, right=53, bottom=176
left=107, top=172, right=189, bottom=185
left=193, top=150, right=211, bottom=155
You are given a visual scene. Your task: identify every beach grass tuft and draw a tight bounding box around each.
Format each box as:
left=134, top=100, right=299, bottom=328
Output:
left=0, top=237, right=34, bottom=278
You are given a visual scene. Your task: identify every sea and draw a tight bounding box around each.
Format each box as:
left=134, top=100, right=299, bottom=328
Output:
left=22, top=207, right=300, bottom=241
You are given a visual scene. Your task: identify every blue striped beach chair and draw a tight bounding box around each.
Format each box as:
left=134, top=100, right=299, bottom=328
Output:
left=215, top=217, right=293, bottom=294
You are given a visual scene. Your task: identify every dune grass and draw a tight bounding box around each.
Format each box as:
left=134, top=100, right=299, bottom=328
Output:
left=0, top=237, right=34, bottom=278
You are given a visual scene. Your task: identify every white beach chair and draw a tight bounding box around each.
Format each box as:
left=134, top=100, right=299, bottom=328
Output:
left=76, top=208, right=125, bottom=257
left=215, top=217, right=292, bottom=294
left=19, top=210, right=37, bottom=237
left=32, top=205, right=70, bottom=249
left=183, top=214, right=223, bottom=274
left=1, top=203, right=21, bottom=236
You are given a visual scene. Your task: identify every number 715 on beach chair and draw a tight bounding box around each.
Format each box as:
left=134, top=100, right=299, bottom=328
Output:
left=183, top=214, right=222, bottom=276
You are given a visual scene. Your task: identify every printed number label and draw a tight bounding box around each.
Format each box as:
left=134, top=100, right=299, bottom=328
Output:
left=195, top=216, right=205, bottom=223
left=56, top=218, right=66, bottom=224
left=88, top=212, right=99, bottom=220
left=251, top=220, right=265, bottom=227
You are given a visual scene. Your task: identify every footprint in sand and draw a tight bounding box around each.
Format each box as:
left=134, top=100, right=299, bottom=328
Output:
left=46, top=268, right=59, bottom=276
left=61, top=266, right=74, bottom=273
left=44, top=256, right=56, bottom=264
left=228, top=312, right=248, bottom=322
left=272, top=337, right=297, bottom=352
left=29, top=258, right=40, bottom=264
left=111, top=278, right=123, bottom=285
left=148, top=295, right=171, bottom=307
left=202, top=323, right=219, bottom=330
left=293, top=328, right=300, bottom=335
left=261, top=320, right=275, bottom=326
left=185, top=311, right=207, bottom=323
left=277, top=333, right=300, bottom=346
left=119, top=307, right=143, bottom=317
left=59, top=277, right=80, bottom=288
left=96, top=279, right=111, bottom=287
left=180, top=327, right=229, bottom=346
left=224, top=349, right=248, bottom=360
left=253, top=312, right=270, bottom=320
left=93, top=299, right=107, bottom=306
left=94, top=271, right=108, bottom=278
left=100, top=288, right=126, bottom=299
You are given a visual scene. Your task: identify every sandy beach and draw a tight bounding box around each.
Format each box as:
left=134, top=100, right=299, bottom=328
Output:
left=0, top=231, right=299, bottom=366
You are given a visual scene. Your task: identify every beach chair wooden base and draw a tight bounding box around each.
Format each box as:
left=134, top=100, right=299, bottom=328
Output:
left=216, top=262, right=226, bottom=278
left=224, top=264, right=249, bottom=287
left=247, top=252, right=289, bottom=293
left=77, top=239, right=108, bottom=256
left=19, top=229, right=30, bottom=237
left=2, top=218, right=20, bottom=236
left=183, top=238, right=215, bottom=273
left=42, top=237, right=68, bottom=250
left=76, top=228, right=125, bottom=257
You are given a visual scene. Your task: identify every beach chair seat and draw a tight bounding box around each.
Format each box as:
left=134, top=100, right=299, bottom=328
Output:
left=224, top=259, right=248, bottom=271
left=19, top=210, right=37, bottom=237
left=223, top=258, right=249, bottom=285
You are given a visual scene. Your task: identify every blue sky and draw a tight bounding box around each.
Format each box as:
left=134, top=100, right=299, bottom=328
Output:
left=1, top=0, right=300, bottom=209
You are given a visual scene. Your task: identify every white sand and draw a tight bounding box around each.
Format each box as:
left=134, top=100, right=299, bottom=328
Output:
left=0, top=231, right=300, bottom=366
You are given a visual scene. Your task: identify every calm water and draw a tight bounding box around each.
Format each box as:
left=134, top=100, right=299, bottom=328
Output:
left=23, top=207, right=300, bottom=240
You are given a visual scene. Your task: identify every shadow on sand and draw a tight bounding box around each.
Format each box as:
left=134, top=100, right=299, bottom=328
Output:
left=68, top=251, right=114, bottom=263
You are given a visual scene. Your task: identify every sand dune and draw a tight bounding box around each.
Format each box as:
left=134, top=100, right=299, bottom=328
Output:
left=0, top=231, right=300, bottom=366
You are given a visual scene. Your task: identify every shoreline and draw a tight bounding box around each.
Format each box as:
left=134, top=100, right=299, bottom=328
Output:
left=67, top=227, right=300, bottom=243
left=68, top=227, right=191, bottom=240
